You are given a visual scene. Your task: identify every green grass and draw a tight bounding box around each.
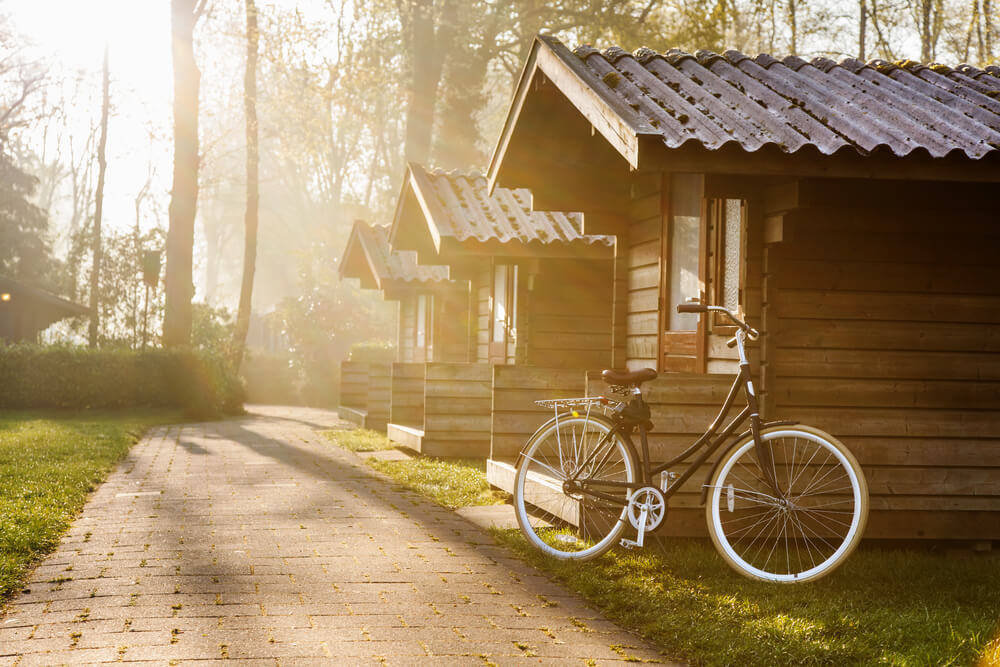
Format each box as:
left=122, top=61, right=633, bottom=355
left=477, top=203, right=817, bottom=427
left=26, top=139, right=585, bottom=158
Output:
left=324, top=428, right=508, bottom=509
left=366, top=457, right=509, bottom=509
left=0, top=409, right=179, bottom=603
left=321, top=428, right=395, bottom=452
left=493, top=531, right=1000, bottom=666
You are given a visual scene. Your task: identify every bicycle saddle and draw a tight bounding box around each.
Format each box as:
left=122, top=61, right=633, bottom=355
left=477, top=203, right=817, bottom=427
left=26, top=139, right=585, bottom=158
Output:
left=601, top=368, right=658, bottom=386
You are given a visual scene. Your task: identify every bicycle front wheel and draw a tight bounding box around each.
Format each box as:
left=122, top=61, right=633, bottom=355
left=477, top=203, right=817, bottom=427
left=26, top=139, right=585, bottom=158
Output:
left=706, top=425, right=869, bottom=583
left=513, top=414, right=636, bottom=561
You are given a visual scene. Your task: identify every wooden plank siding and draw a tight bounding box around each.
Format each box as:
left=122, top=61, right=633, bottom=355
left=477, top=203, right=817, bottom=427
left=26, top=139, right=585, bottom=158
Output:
left=491, top=366, right=588, bottom=459
left=389, top=362, right=425, bottom=428
left=398, top=298, right=416, bottom=363
left=475, top=265, right=491, bottom=363
left=625, top=172, right=662, bottom=371
left=339, top=361, right=368, bottom=410
left=365, top=363, right=391, bottom=432
left=435, top=289, right=471, bottom=362
left=421, top=363, right=492, bottom=457
left=769, top=193, right=1000, bottom=539
left=526, top=259, right=614, bottom=370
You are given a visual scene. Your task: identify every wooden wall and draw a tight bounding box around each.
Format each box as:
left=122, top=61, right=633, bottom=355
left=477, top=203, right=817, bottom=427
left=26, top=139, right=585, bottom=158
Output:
left=389, top=362, right=424, bottom=428
left=339, top=361, right=368, bottom=410
left=365, top=363, right=391, bottom=432
left=471, top=265, right=489, bottom=363
left=769, top=184, right=1000, bottom=539
left=588, top=372, right=734, bottom=536
left=471, top=257, right=614, bottom=370
left=422, top=363, right=492, bottom=457
left=526, top=259, right=614, bottom=370
left=625, top=173, right=662, bottom=371
left=435, top=289, right=471, bottom=362
left=491, top=366, right=588, bottom=459
left=398, top=298, right=417, bottom=363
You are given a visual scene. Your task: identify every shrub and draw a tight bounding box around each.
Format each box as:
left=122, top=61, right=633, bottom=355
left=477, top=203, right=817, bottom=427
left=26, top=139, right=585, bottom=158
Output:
left=242, top=352, right=301, bottom=405
left=0, top=344, right=245, bottom=418
left=349, top=340, right=395, bottom=364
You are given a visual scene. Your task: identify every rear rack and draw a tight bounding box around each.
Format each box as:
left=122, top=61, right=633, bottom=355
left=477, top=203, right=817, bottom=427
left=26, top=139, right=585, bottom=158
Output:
left=534, top=396, right=621, bottom=410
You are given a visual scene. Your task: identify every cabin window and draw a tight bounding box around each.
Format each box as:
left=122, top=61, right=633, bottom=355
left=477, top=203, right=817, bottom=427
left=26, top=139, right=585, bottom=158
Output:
left=490, top=263, right=518, bottom=363
left=416, top=294, right=433, bottom=360
left=661, top=174, right=748, bottom=373
left=710, top=198, right=747, bottom=320
left=667, top=174, right=703, bottom=330
left=661, top=173, right=703, bottom=373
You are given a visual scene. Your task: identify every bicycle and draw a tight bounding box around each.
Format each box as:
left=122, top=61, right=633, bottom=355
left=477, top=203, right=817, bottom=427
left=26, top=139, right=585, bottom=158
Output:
left=512, top=300, right=869, bottom=583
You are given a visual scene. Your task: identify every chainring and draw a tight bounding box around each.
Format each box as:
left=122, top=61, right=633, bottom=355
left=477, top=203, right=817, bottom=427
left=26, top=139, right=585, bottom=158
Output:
left=627, top=486, right=667, bottom=532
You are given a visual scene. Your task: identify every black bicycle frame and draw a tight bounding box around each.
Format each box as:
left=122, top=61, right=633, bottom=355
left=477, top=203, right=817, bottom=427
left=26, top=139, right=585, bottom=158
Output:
left=568, top=359, right=783, bottom=503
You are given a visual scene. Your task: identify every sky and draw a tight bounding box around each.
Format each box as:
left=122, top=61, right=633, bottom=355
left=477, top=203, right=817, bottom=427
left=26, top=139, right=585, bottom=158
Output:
left=7, top=0, right=175, bottom=237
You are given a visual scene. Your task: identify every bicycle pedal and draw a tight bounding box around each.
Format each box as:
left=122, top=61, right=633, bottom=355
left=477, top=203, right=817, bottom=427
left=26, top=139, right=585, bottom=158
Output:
left=619, top=538, right=640, bottom=550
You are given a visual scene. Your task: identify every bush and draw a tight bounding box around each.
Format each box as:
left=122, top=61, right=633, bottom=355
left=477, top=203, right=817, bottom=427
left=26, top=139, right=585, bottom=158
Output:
left=242, top=353, right=302, bottom=405
left=349, top=340, right=395, bottom=364
left=0, top=345, right=245, bottom=418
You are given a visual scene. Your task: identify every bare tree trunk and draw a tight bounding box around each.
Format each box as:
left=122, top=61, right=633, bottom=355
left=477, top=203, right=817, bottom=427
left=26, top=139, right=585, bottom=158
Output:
left=859, top=0, right=868, bottom=58
left=403, top=0, right=436, bottom=163
left=88, top=45, right=110, bottom=348
left=788, top=0, right=798, bottom=53
left=921, top=0, right=933, bottom=60
left=986, top=0, right=994, bottom=58
left=132, top=175, right=151, bottom=348
left=231, top=0, right=259, bottom=370
left=163, top=0, right=202, bottom=348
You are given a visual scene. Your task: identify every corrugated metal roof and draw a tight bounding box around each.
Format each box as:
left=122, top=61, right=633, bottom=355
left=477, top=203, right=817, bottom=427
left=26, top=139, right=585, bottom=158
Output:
left=416, top=165, right=615, bottom=250
left=563, top=41, right=1000, bottom=160
left=343, top=221, right=450, bottom=286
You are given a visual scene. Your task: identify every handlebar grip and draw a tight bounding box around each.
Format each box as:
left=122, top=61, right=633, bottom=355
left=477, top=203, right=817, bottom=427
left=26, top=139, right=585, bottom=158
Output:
left=726, top=336, right=738, bottom=349
left=676, top=303, right=707, bottom=314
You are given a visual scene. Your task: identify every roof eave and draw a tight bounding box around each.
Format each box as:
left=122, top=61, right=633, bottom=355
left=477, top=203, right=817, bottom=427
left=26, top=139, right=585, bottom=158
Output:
left=487, top=34, right=659, bottom=192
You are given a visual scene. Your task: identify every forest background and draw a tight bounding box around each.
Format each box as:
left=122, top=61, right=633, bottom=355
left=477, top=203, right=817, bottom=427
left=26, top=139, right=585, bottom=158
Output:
left=1, top=0, right=996, bottom=401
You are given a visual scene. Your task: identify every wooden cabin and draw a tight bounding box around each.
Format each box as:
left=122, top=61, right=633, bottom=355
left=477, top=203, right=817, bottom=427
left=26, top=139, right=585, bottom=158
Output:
left=391, top=163, right=616, bottom=367
left=389, top=163, right=618, bottom=457
left=338, top=221, right=469, bottom=430
left=486, top=35, right=1000, bottom=540
left=0, top=275, right=88, bottom=343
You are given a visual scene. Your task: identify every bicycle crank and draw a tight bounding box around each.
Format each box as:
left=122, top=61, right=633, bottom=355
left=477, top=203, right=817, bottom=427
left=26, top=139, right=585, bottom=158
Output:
left=620, top=486, right=667, bottom=549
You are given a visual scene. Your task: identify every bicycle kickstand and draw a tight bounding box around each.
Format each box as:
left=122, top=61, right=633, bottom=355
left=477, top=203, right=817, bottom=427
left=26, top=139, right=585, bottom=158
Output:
left=620, top=505, right=648, bottom=550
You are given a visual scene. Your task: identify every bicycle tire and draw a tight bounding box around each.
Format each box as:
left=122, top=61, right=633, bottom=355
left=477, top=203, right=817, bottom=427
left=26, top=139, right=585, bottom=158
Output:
left=706, top=424, right=869, bottom=583
left=513, top=414, right=637, bottom=561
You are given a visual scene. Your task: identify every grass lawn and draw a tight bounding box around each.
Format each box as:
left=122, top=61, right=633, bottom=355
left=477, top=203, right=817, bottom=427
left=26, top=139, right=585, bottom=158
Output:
left=0, top=409, right=179, bottom=604
left=322, top=428, right=508, bottom=508
left=493, top=532, right=1000, bottom=666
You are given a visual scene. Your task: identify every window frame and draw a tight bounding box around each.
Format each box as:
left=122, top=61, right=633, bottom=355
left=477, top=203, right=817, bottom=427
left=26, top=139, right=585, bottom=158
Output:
left=658, top=174, right=749, bottom=374
left=489, top=261, right=519, bottom=364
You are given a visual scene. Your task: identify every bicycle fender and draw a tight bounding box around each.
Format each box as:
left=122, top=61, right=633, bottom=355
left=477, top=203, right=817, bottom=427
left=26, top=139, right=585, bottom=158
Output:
left=698, top=420, right=798, bottom=505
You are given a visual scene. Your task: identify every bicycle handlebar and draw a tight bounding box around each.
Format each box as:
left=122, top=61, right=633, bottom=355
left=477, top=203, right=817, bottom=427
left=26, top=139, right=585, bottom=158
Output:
left=676, top=301, right=760, bottom=340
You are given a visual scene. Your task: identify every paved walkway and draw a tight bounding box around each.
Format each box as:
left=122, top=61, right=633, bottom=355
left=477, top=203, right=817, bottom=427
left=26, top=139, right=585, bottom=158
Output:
left=1, top=406, right=666, bottom=665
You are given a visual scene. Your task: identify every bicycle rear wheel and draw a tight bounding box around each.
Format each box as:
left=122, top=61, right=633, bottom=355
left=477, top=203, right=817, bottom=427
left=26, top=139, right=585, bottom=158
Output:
left=706, top=425, right=868, bottom=583
left=513, top=414, right=636, bottom=560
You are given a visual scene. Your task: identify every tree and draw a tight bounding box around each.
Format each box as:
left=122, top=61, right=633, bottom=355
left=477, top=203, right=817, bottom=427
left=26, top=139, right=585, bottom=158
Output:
left=231, top=0, right=259, bottom=368
left=0, top=152, right=57, bottom=286
left=163, top=0, right=208, bottom=347
left=87, top=45, right=110, bottom=347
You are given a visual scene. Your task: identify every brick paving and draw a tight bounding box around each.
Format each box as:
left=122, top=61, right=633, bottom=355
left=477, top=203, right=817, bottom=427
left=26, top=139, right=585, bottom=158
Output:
left=0, top=405, right=670, bottom=665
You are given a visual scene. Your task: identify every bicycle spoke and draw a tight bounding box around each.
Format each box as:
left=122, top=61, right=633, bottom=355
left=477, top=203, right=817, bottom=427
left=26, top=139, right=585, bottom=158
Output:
left=711, top=431, right=866, bottom=582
